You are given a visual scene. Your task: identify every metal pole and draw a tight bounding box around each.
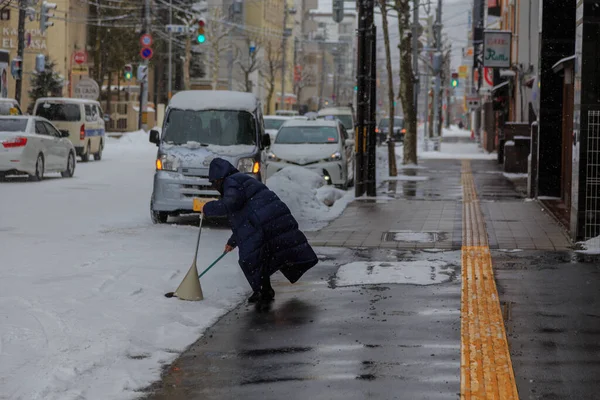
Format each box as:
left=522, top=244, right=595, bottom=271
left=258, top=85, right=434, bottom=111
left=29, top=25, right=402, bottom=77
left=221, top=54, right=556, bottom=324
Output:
left=15, top=0, right=26, bottom=104
left=355, top=0, right=367, bottom=197
left=227, top=5, right=233, bottom=90
left=412, top=0, right=419, bottom=122
left=433, top=0, right=442, bottom=151
left=366, top=22, right=377, bottom=197
left=280, top=1, right=288, bottom=110
left=168, top=0, right=172, bottom=99
left=139, top=0, right=150, bottom=130
left=423, top=16, right=432, bottom=151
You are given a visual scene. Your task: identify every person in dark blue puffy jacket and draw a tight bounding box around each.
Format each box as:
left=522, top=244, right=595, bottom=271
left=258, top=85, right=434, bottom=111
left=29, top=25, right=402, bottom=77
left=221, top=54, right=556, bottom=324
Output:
left=198, top=158, right=319, bottom=305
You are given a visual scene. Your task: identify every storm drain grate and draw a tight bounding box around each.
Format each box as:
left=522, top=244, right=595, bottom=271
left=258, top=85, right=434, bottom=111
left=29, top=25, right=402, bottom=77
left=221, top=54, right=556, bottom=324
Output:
left=382, top=231, right=449, bottom=243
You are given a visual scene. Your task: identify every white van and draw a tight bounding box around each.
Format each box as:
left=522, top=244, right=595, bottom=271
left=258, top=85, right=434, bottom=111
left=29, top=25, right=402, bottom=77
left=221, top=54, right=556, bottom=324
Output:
left=33, top=98, right=106, bottom=162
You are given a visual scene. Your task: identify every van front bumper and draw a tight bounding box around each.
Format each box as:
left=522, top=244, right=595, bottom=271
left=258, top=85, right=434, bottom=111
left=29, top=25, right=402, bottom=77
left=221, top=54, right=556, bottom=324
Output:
left=151, top=170, right=260, bottom=213
left=264, top=160, right=345, bottom=185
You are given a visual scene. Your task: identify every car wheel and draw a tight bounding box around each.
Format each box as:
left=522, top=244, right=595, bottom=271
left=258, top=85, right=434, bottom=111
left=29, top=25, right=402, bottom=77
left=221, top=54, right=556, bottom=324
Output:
left=29, top=154, right=44, bottom=181
left=94, top=140, right=103, bottom=161
left=61, top=152, right=75, bottom=178
left=81, top=142, right=91, bottom=162
left=150, top=203, right=168, bottom=224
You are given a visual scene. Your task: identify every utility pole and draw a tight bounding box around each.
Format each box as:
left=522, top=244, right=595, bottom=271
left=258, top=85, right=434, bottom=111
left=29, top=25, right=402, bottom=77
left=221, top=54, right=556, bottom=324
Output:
left=14, top=0, right=26, bottom=104
left=366, top=22, right=377, bottom=196
left=423, top=16, right=432, bottom=151
left=280, top=1, right=289, bottom=111
left=432, top=0, right=443, bottom=151
left=168, top=0, right=173, bottom=99
left=412, top=0, right=419, bottom=122
left=227, top=5, right=233, bottom=90
left=139, top=0, right=150, bottom=130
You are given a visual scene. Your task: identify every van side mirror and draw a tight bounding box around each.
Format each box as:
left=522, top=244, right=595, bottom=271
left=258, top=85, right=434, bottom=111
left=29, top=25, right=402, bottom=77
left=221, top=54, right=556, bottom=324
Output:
left=345, top=138, right=354, bottom=147
left=60, top=129, right=70, bottom=138
left=261, top=133, right=271, bottom=149
left=103, top=115, right=111, bottom=123
left=149, top=129, right=160, bottom=145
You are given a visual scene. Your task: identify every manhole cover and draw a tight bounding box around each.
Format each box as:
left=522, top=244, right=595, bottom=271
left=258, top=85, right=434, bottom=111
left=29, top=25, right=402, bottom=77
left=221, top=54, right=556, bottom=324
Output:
left=382, top=230, right=448, bottom=243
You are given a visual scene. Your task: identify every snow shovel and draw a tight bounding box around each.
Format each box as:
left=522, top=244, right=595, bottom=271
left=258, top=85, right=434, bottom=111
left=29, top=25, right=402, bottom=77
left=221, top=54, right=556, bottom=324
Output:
left=164, top=214, right=227, bottom=300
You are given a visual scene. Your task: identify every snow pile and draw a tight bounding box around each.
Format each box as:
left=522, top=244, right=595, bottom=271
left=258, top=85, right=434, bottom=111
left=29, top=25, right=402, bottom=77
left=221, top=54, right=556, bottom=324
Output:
left=266, top=166, right=353, bottom=231
left=205, top=144, right=256, bottom=156
left=0, top=131, right=249, bottom=399
left=335, top=260, right=453, bottom=286
left=577, top=235, right=600, bottom=254
left=317, top=185, right=346, bottom=206
left=442, top=125, right=472, bottom=138
left=419, top=143, right=496, bottom=160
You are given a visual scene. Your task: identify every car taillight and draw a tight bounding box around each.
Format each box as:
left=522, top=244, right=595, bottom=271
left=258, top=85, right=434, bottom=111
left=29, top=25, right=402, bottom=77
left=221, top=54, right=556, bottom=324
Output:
left=401, top=129, right=406, bottom=134
left=2, top=137, right=27, bottom=148
left=80, top=125, right=85, bottom=140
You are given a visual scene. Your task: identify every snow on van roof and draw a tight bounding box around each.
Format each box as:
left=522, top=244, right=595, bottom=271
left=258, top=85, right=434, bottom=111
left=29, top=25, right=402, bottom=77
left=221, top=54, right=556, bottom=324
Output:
left=36, top=97, right=100, bottom=105
left=169, top=91, right=258, bottom=112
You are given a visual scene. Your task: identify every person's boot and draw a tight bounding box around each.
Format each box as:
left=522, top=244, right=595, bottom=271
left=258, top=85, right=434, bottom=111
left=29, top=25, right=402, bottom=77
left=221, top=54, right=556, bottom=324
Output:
left=247, top=291, right=261, bottom=304
left=260, top=287, right=275, bottom=302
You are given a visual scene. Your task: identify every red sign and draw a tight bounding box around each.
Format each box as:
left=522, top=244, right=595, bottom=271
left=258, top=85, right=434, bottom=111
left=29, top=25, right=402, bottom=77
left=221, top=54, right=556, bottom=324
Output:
left=140, top=47, right=153, bottom=60
left=73, top=51, right=87, bottom=65
left=140, top=33, right=153, bottom=47
left=484, top=67, right=493, bottom=86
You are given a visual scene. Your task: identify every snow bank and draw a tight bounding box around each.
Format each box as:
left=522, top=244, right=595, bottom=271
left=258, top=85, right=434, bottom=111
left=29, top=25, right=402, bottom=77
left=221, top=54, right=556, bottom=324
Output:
left=267, top=166, right=353, bottom=231
left=577, top=235, right=600, bottom=254
left=442, top=125, right=472, bottom=138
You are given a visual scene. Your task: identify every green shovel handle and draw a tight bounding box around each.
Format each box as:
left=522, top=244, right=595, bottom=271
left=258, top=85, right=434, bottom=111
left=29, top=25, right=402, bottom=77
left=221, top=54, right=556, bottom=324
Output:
left=198, top=252, right=228, bottom=279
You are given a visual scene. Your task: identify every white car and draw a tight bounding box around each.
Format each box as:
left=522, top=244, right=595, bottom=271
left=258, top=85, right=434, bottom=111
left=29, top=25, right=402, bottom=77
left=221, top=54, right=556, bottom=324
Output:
left=264, top=119, right=355, bottom=189
left=0, top=116, right=76, bottom=181
left=263, top=115, right=291, bottom=142
left=316, top=107, right=355, bottom=133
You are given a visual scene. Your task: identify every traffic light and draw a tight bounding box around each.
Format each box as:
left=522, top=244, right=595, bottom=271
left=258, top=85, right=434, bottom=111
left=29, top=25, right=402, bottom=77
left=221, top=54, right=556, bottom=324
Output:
left=10, top=58, right=22, bottom=80
left=451, top=72, right=459, bottom=88
left=196, top=19, right=206, bottom=43
left=124, top=64, right=133, bottom=80
left=40, top=2, right=57, bottom=34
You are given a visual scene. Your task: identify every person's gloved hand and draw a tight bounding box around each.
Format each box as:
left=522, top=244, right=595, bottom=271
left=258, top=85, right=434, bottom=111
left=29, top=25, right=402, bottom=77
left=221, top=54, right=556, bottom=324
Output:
left=193, top=198, right=207, bottom=212
left=224, top=244, right=234, bottom=253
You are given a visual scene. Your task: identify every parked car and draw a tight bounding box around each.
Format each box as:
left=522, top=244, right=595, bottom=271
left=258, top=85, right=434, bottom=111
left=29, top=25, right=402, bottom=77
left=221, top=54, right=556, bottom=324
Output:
left=378, top=116, right=405, bottom=143
left=33, top=98, right=107, bottom=162
left=263, top=115, right=291, bottom=142
left=0, top=98, right=23, bottom=116
left=0, top=116, right=76, bottom=181
left=264, top=119, right=354, bottom=189
left=316, top=107, right=355, bottom=133
left=148, top=90, right=271, bottom=224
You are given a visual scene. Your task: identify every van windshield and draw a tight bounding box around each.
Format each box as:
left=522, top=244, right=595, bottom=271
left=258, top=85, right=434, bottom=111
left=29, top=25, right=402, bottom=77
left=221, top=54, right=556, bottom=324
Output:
left=162, top=109, right=256, bottom=146
left=317, top=114, right=353, bottom=130
left=35, top=102, right=81, bottom=121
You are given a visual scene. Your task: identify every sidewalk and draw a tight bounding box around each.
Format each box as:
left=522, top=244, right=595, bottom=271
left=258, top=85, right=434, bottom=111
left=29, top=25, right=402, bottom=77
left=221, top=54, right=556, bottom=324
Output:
left=306, top=159, right=571, bottom=251
left=142, top=152, right=579, bottom=400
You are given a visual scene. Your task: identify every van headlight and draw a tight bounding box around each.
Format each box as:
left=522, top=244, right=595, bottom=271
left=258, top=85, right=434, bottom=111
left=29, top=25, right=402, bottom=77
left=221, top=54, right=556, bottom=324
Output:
left=329, top=151, right=342, bottom=161
left=156, top=154, right=178, bottom=171
left=237, top=158, right=260, bottom=174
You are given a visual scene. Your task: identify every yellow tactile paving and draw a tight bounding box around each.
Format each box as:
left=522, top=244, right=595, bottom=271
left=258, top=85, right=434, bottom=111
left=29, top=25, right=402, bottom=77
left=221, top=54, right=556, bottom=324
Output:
left=460, top=161, right=519, bottom=400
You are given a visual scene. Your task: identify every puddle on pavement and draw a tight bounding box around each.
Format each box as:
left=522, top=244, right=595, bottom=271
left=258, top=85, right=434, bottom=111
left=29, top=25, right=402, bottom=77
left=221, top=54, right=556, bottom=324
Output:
left=383, top=230, right=449, bottom=243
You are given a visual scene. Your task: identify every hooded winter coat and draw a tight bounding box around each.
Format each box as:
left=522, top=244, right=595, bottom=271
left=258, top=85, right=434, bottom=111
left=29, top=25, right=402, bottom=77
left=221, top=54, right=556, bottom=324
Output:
left=202, top=158, right=318, bottom=291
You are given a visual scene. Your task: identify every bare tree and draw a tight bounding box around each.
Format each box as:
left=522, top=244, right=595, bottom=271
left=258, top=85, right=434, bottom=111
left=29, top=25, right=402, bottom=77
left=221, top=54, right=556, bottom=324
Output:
left=205, top=7, right=233, bottom=90
left=293, top=56, right=316, bottom=108
left=393, top=0, right=417, bottom=165
left=235, top=34, right=262, bottom=92
left=260, top=40, right=282, bottom=115
left=378, top=0, right=398, bottom=176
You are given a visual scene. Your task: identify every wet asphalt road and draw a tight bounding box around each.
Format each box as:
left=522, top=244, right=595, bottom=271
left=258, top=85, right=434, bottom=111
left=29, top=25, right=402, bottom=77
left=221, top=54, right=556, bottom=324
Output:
left=494, top=250, right=600, bottom=400
left=143, top=247, right=462, bottom=400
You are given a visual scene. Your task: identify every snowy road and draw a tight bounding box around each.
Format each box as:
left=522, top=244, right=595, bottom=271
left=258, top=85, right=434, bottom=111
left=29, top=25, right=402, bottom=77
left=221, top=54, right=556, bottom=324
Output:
left=0, top=133, right=251, bottom=400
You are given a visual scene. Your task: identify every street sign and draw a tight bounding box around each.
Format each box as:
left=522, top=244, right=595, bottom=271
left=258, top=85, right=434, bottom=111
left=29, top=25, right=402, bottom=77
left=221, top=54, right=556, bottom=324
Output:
left=140, top=47, right=153, bottom=60
left=73, top=78, right=99, bottom=100
left=140, top=33, right=153, bottom=47
left=71, top=65, right=89, bottom=75
left=458, top=65, right=468, bottom=79
left=484, top=67, right=493, bottom=86
left=73, top=51, right=87, bottom=65
left=166, top=24, right=193, bottom=33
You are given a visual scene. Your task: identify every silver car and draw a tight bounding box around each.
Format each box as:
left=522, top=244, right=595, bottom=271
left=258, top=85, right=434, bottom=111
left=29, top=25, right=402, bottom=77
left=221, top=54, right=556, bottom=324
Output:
left=0, top=116, right=76, bottom=181
left=148, top=90, right=271, bottom=224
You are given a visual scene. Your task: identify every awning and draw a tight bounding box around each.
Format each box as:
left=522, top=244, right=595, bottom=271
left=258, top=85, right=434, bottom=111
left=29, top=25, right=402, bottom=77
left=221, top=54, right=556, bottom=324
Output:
left=552, top=55, right=575, bottom=74
left=491, top=81, right=509, bottom=93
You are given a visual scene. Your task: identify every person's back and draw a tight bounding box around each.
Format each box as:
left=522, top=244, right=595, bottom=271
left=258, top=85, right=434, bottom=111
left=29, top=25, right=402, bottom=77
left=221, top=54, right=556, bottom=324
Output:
left=201, top=158, right=318, bottom=308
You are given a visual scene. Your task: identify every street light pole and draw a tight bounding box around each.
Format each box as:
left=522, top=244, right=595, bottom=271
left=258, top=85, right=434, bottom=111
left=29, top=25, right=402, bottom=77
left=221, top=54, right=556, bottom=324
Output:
left=280, top=1, right=288, bottom=111
left=15, top=0, right=26, bottom=104
left=168, top=0, right=172, bottom=99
